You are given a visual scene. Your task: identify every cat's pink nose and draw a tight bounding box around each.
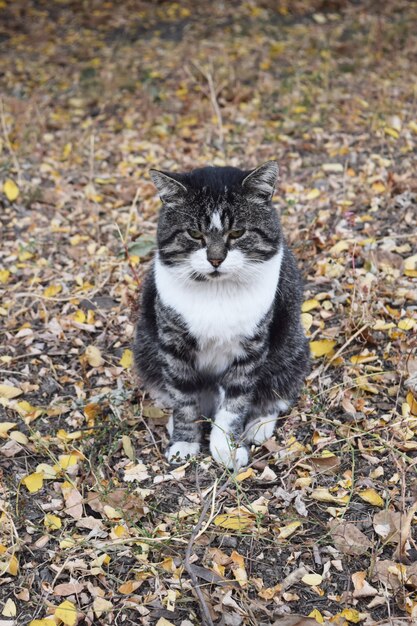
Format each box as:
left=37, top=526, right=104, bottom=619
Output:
left=209, top=258, right=223, bottom=268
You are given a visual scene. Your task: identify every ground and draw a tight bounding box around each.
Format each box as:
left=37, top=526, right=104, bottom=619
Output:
left=1, top=1, right=417, bottom=625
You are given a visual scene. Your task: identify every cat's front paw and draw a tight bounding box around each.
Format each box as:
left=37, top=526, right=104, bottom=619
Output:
left=245, top=416, right=277, bottom=445
left=210, top=435, right=249, bottom=470
left=166, top=441, right=200, bottom=464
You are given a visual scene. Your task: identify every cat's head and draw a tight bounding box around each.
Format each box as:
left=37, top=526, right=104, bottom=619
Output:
left=151, top=161, right=282, bottom=283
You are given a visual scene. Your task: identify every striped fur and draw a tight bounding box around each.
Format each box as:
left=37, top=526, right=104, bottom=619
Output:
left=134, top=162, right=310, bottom=469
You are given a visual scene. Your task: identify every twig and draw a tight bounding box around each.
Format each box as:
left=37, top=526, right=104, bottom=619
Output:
left=322, top=323, right=368, bottom=374
left=0, top=98, right=22, bottom=184
left=192, top=62, right=226, bottom=156
left=184, top=474, right=232, bottom=626
left=115, top=223, right=142, bottom=289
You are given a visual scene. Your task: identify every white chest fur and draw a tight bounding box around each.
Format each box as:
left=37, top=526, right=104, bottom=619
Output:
left=154, top=248, right=283, bottom=373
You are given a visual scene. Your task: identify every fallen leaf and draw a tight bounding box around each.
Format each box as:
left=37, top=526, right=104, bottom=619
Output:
left=54, top=600, right=77, bottom=625
left=1, top=598, right=16, bottom=617
left=0, top=385, right=23, bottom=399
left=54, top=582, right=84, bottom=596
left=93, top=597, right=113, bottom=618
left=310, top=339, right=337, bottom=358
left=44, top=514, right=62, bottom=531
left=373, top=509, right=402, bottom=543
left=301, top=573, right=323, bottom=585
left=3, top=179, right=19, bottom=201
left=85, top=345, right=104, bottom=367
left=311, top=487, right=349, bottom=505
left=322, top=163, right=344, bottom=173
left=277, top=520, right=302, bottom=539
left=230, top=550, right=248, bottom=587
left=155, top=618, right=176, bottom=626
left=358, top=488, right=384, bottom=507
left=119, top=349, right=133, bottom=368
left=330, top=520, right=372, bottom=556
left=22, top=472, right=44, bottom=493
left=235, top=467, right=255, bottom=482
left=302, top=299, right=320, bottom=312
left=0, top=422, right=17, bottom=438
left=351, top=571, right=378, bottom=598
left=43, top=284, right=62, bottom=297
left=214, top=509, right=253, bottom=530
left=124, top=462, right=149, bottom=482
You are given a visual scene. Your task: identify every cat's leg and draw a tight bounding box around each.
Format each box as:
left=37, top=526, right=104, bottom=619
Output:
left=166, top=389, right=201, bottom=463
left=209, top=387, right=251, bottom=470
left=244, top=400, right=289, bottom=445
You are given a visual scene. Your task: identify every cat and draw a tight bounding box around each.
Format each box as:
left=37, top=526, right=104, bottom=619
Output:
left=133, top=161, right=310, bottom=469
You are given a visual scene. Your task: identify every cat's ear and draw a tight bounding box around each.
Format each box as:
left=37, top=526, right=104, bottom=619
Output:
left=242, top=161, right=279, bottom=202
left=150, top=170, right=187, bottom=203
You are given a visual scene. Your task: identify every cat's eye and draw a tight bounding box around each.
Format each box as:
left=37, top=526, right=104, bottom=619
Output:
left=187, top=229, right=205, bottom=240
left=228, top=229, right=246, bottom=239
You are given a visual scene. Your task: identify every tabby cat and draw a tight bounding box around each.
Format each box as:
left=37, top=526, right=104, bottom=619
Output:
left=134, top=161, right=310, bottom=469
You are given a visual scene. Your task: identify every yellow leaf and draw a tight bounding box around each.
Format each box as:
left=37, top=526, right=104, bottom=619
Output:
left=0, top=384, right=23, bottom=399
left=72, top=309, right=86, bottom=323
left=398, top=318, right=416, bottom=331
left=3, top=179, right=20, bottom=201
left=9, top=431, right=28, bottom=444
left=29, top=621, right=57, bottom=626
left=214, top=510, right=253, bottom=530
left=330, top=240, right=350, bottom=255
left=2, top=598, right=16, bottom=617
left=371, top=181, right=386, bottom=193
left=340, top=608, right=362, bottom=623
left=22, top=472, right=44, bottom=493
left=43, top=284, right=62, bottom=297
left=302, top=573, right=323, bottom=585
left=0, top=422, right=17, bottom=437
left=302, top=298, right=320, bottom=312
left=85, top=345, right=104, bottom=367
left=310, top=339, right=336, bottom=358
left=57, top=453, right=83, bottom=470
left=44, top=514, right=62, bottom=531
left=309, top=609, right=324, bottom=623
left=384, top=127, right=399, bottom=139
left=0, top=269, right=10, bottom=284
left=409, top=120, right=417, bottom=134
left=278, top=520, right=302, bottom=539
left=301, top=312, right=313, bottom=332
left=358, top=488, right=384, bottom=507
left=1, top=553, right=19, bottom=576
left=119, top=349, right=133, bottom=369
left=306, top=188, right=321, bottom=200
left=350, top=354, right=377, bottom=365
left=406, top=392, right=417, bottom=416
left=236, top=467, right=255, bottom=482
left=55, top=600, right=77, bottom=626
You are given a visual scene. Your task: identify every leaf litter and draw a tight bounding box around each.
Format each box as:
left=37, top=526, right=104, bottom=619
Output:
left=1, top=0, right=417, bottom=624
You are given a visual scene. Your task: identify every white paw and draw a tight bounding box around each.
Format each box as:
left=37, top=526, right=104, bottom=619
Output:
left=166, top=441, right=200, bottom=464
left=210, top=432, right=249, bottom=469
left=245, top=415, right=277, bottom=445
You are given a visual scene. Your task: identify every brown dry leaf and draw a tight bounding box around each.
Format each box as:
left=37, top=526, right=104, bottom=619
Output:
left=373, top=509, right=402, bottom=543
left=230, top=550, right=248, bottom=587
left=374, top=560, right=407, bottom=591
left=271, top=616, right=318, bottom=626
left=393, top=500, right=417, bottom=561
left=330, top=520, right=372, bottom=556
left=54, top=582, right=84, bottom=596
left=62, top=485, right=83, bottom=520
left=308, top=454, right=341, bottom=474
left=351, top=571, right=378, bottom=598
